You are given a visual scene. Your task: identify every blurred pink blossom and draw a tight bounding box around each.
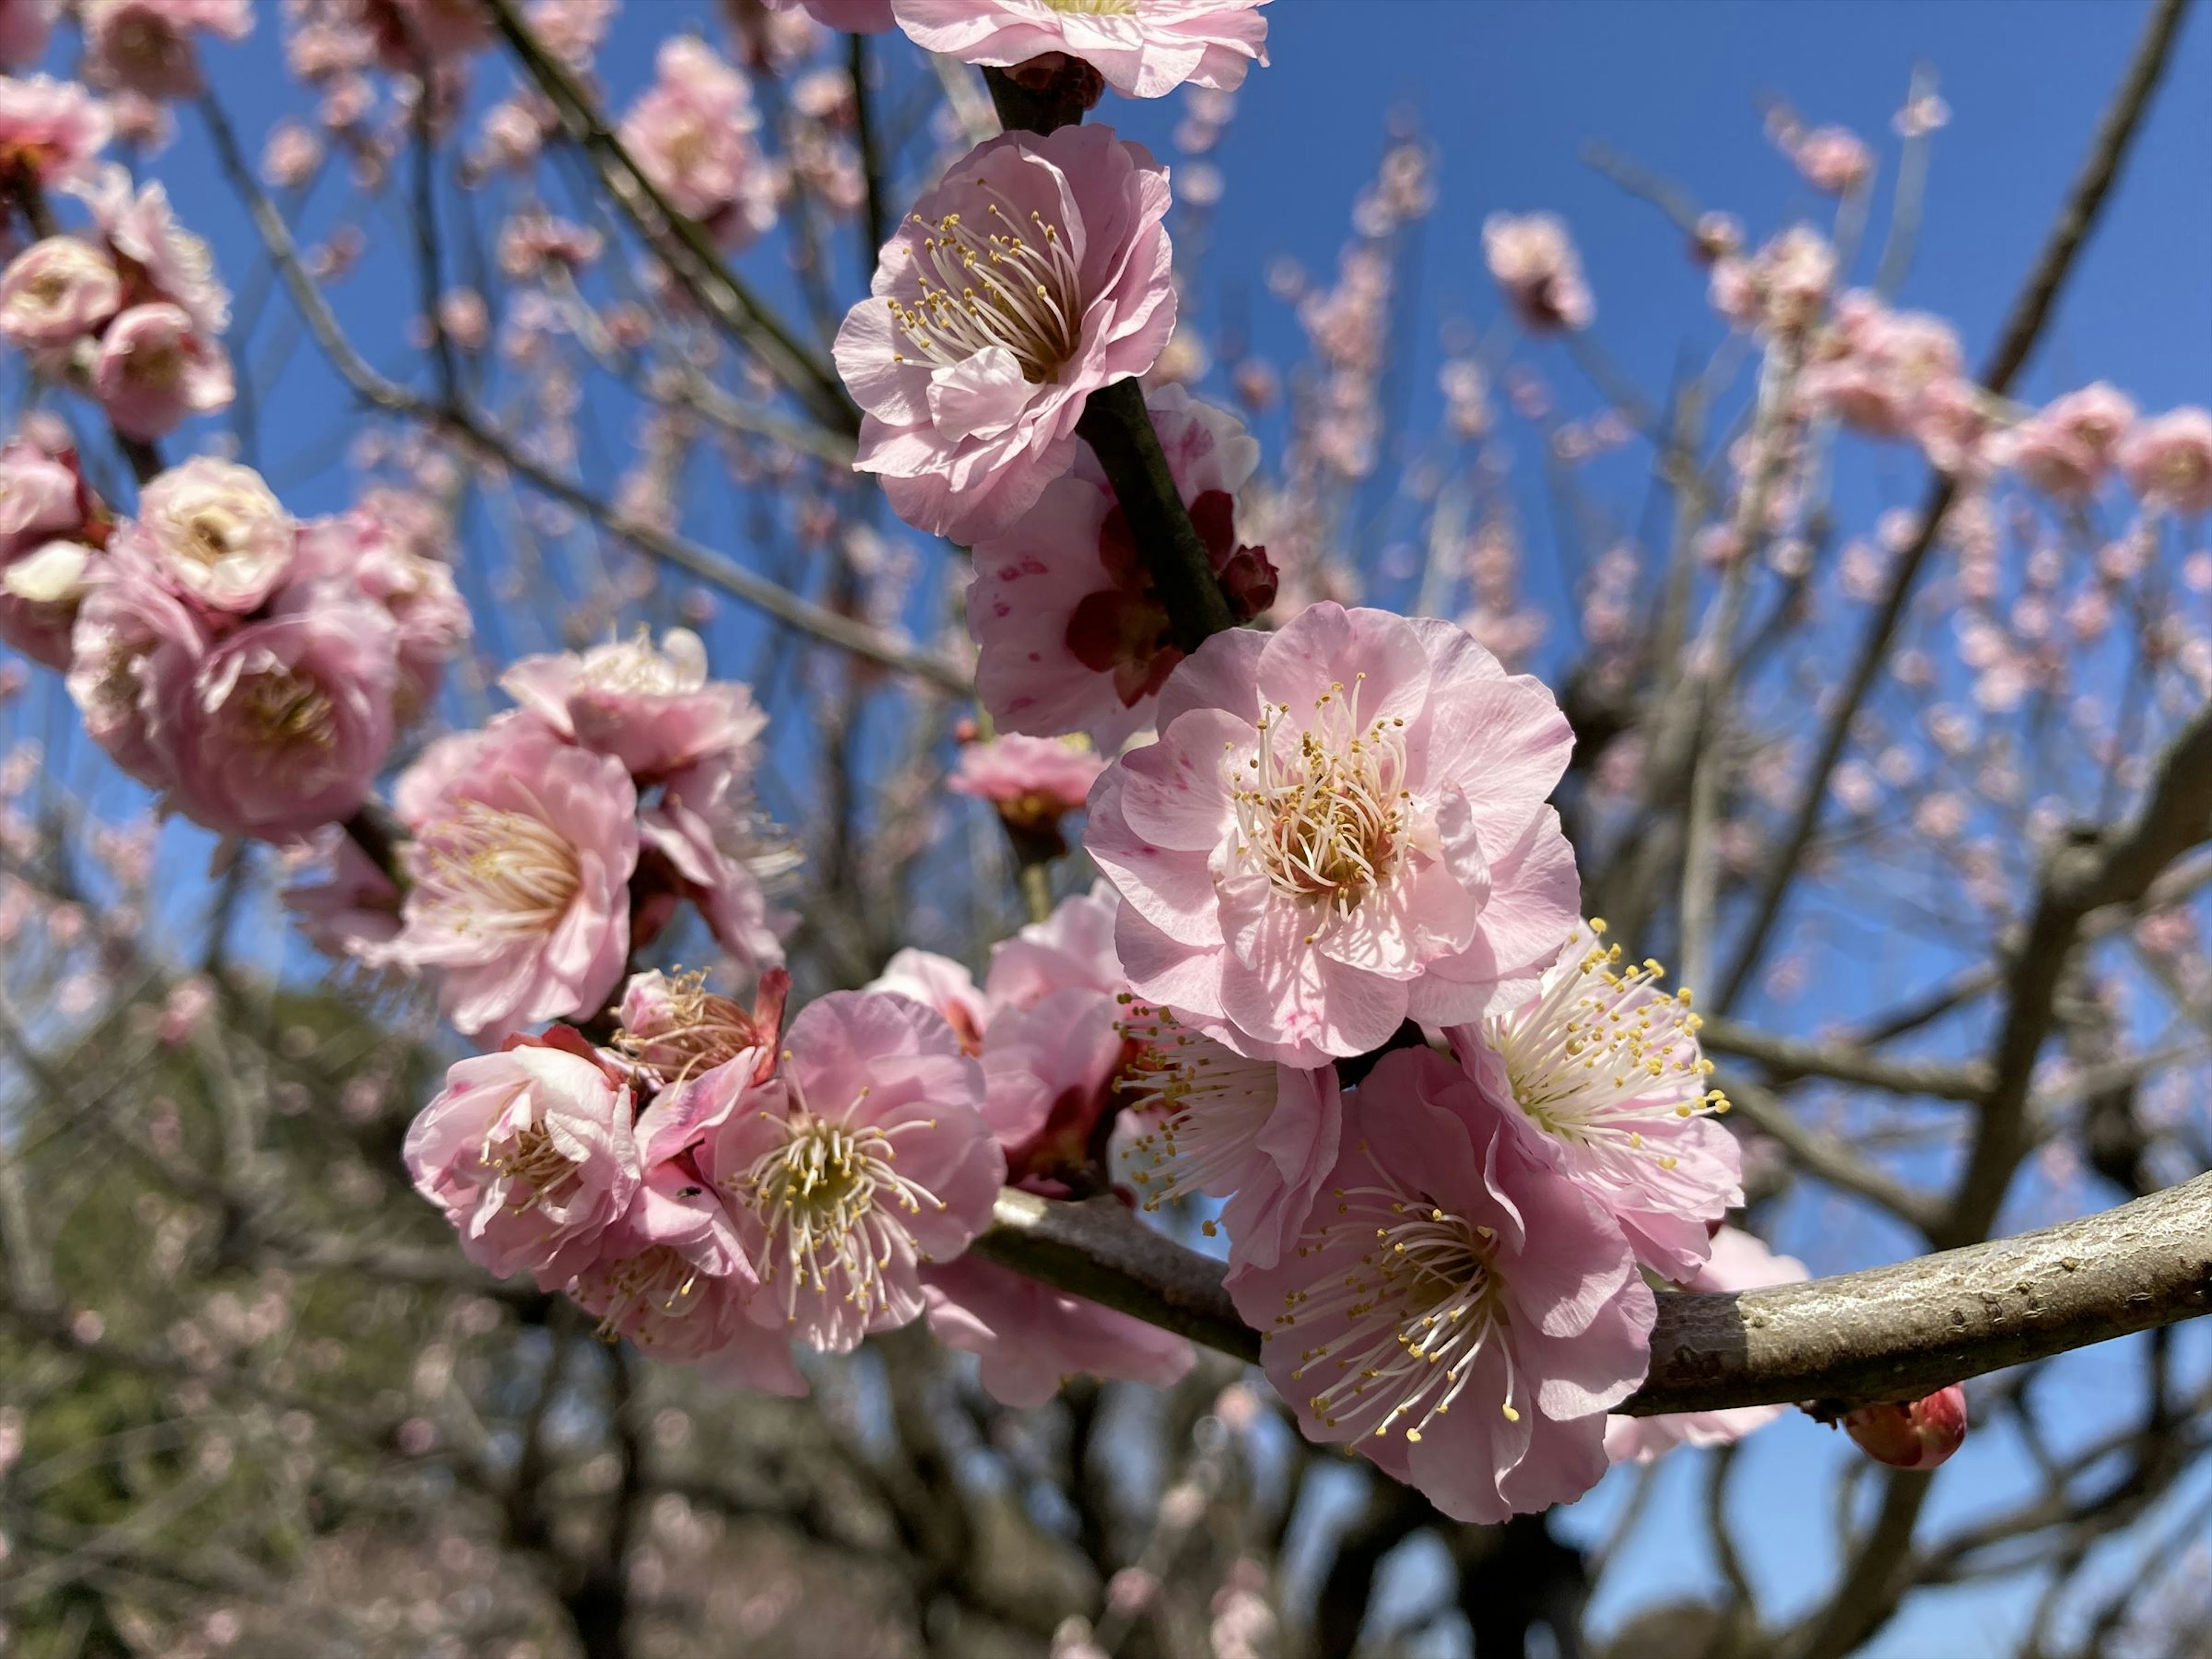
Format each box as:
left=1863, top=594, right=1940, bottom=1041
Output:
left=0, top=75, right=112, bottom=187
left=619, top=36, right=779, bottom=250
left=500, top=628, right=764, bottom=782
left=0, top=236, right=121, bottom=350
left=891, top=0, right=1268, bottom=99
left=1483, top=211, right=1593, bottom=332
left=2118, top=407, right=2212, bottom=516
left=93, top=301, right=233, bottom=438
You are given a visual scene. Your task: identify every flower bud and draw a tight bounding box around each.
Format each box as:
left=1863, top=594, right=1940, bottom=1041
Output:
left=1842, top=1385, right=1967, bottom=1471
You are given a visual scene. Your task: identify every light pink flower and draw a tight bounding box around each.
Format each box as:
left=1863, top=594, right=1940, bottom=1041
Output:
left=618, top=36, right=778, bottom=249
left=1802, top=294, right=1963, bottom=442
left=1086, top=603, right=1581, bottom=1065
left=0, top=75, right=112, bottom=187
left=975, top=982, right=1127, bottom=1192
left=949, top=732, right=1106, bottom=830
left=0, top=536, right=95, bottom=666
left=69, top=162, right=229, bottom=332
left=1710, top=225, right=1834, bottom=337
left=1791, top=124, right=1872, bottom=194
left=67, top=548, right=207, bottom=783
left=0, top=434, right=79, bottom=543
left=294, top=509, right=469, bottom=722
left=968, top=384, right=1272, bottom=750
left=405, top=1028, right=641, bottom=1284
left=635, top=756, right=790, bottom=982
left=134, top=456, right=293, bottom=613
left=1843, top=1385, right=1968, bottom=1471
left=613, top=966, right=787, bottom=1089
left=384, top=717, right=638, bottom=1038
left=763, top=0, right=894, bottom=31
left=0, top=0, right=55, bottom=70
left=81, top=0, right=251, bottom=100
left=2003, top=382, right=2137, bottom=501
left=282, top=824, right=403, bottom=959
left=92, top=301, right=233, bottom=440
left=0, top=236, right=120, bottom=349
left=696, top=990, right=1003, bottom=1354
left=1483, top=212, right=1593, bottom=333
left=982, top=880, right=1126, bottom=1008
left=891, top=0, right=1267, bottom=99
left=1230, top=1046, right=1654, bottom=1522
left=2119, top=407, right=2212, bottom=516
left=923, top=1255, right=1194, bottom=1406
left=501, top=628, right=764, bottom=781
left=1119, top=1002, right=1339, bottom=1279
left=161, top=598, right=396, bottom=841
left=1450, top=921, right=1740, bottom=1281
left=870, top=946, right=988, bottom=1052
left=834, top=124, right=1175, bottom=543
left=1603, top=1226, right=1809, bottom=1464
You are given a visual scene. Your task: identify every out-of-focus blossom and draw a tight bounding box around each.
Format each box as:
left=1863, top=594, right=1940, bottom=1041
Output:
left=1453, top=921, right=1740, bottom=1281
left=834, top=124, right=1176, bottom=543
left=1604, top=1227, right=1809, bottom=1463
left=0, top=236, right=121, bottom=349
left=405, top=1029, right=641, bottom=1283
left=1802, top=294, right=1973, bottom=469
left=0, top=75, right=111, bottom=188
left=0, top=536, right=94, bottom=664
left=923, top=1254, right=1195, bottom=1405
left=81, top=0, right=252, bottom=101
left=2002, top=382, right=2137, bottom=501
left=295, top=509, right=469, bottom=723
left=0, top=0, right=55, bottom=70
left=1087, top=602, right=1580, bottom=1065
left=69, top=162, right=229, bottom=333
left=1483, top=211, right=1593, bottom=332
left=1709, top=225, right=1834, bottom=336
left=2119, top=407, right=2212, bottom=516
left=500, top=628, right=764, bottom=782
left=283, top=824, right=403, bottom=958
left=890, top=0, right=1268, bottom=100
left=91, top=301, right=233, bottom=438
left=134, top=457, right=293, bottom=613
left=1791, top=124, right=1872, bottom=194
left=383, top=715, right=638, bottom=1037
left=258, top=117, right=319, bottom=187
left=948, top=732, right=1105, bottom=840
left=67, top=551, right=207, bottom=782
left=1843, top=1385, right=1968, bottom=1470
left=1230, top=1046, right=1654, bottom=1522
left=619, top=36, right=778, bottom=249
left=160, top=597, right=396, bottom=840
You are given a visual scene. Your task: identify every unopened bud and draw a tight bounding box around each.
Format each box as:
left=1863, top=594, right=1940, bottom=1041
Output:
left=1842, top=1385, right=1967, bottom=1471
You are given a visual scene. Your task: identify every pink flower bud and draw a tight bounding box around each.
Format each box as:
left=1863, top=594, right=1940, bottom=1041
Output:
left=1842, top=1385, right=1968, bottom=1470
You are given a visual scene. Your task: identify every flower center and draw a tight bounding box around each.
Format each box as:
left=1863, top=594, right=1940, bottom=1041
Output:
left=1120, top=1003, right=1277, bottom=1218
left=1232, top=676, right=1409, bottom=923
left=577, top=631, right=699, bottom=696
left=485, top=1120, right=582, bottom=1211
left=615, top=968, right=767, bottom=1082
left=1273, top=1160, right=1516, bottom=1443
left=240, top=667, right=336, bottom=756
left=1490, top=922, right=1726, bottom=1165
left=732, top=1106, right=945, bottom=1325
left=586, top=1245, right=706, bottom=1344
left=886, top=191, right=1084, bottom=384
left=413, top=800, right=582, bottom=942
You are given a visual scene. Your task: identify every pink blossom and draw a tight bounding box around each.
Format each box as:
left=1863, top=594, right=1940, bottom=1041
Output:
left=383, top=717, right=638, bottom=1037
left=405, top=1028, right=641, bottom=1283
left=69, top=163, right=229, bottom=333
left=924, top=1255, right=1194, bottom=1406
left=134, top=457, right=294, bottom=613
left=0, top=435, right=79, bottom=544
left=1086, top=603, right=1581, bottom=1065
left=2119, top=407, right=2212, bottom=516
left=1791, top=124, right=1872, bottom=194
left=763, top=0, right=894, bottom=31
left=501, top=628, right=763, bottom=781
left=67, top=550, right=208, bottom=783
left=975, top=983, right=1127, bottom=1191
left=635, top=756, right=790, bottom=981
left=0, top=237, right=121, bottom=349
left=82, top=0, right=251, bottom=101
left=982, top=880, right=1126, bottom=1008
left=1119, top=1002, right=1339, bottom=1279
left=327, top=514, right=468, bottom=721
left=1482, top=212, right=1593, bottom=332
left=2004, top=382, right=2137, bottom=500
left=0, top=75, right=112, bottom=187
left=1450, top=921, right=1740, bottom=1281
left=282, top=824, right=403, bottom=959
left=1843, top=1385, right=1968, bottom=1470
left=92, top=302, right=233, bottom=440
left=1230, top=1046, right=1654, bottom=1522
left=1603, top=1226, right=1809, bottom=1464
left=968, top=384, right=1273, bottom=750
left=948, top=732, right=1106, bottom=834
left=618, top=37, right=778, bottom=249
left=834, top=124, right=1176, bottom=543
left=0, top=0, right=55, bottom=70
left=1802, top=294, right=1963, bottom=442
left=891, top=0, right=1268, bottom=100
left=695, top=990, right=1003, bottom=1354
left=161, top=598, right=396, bottom=840
left=0, top=536, right=95, bottom=666
left=870, top=946, right=988, bottom=1052
left=613, top=966, right=787, bottom=1089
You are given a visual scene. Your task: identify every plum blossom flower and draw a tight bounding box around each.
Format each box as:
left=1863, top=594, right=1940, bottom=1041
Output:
left=404, top=1028, right=641, bottom=1284
left=500, top=628, right=764, bottom=781
left=133, top=457, right=293, bottom=613
left=635, top=756, right=792, bottom=980
left=871, top=947, right=988, bottom=1052
left=1086, top=603, right=1581, bottom=1065
left=967, top=384, right=1274, bottom=750
left=618, top=36, right=778, bottom=249
left=1603, top=1226, right=1808, bottom=1464
left=1118, top=1002, right=1339, bottom=1279
left=1450, top=921, right=1740, bottom=1281
left=614, top=966, right=787, bottom=1089
left=1483, top=212, right=1593, bottom=332
left=834, top=124, right=1176, bottom=543
left=924, top=1255, right=1194, bottom=1406
left=383, top=716, right=638, bottom=1038
left=696, top=991, right=1003, bottom=1354
left=67, top=551, right=207, bottom=783
left=0, top=75, right=113, bottom=188
left=984, top=879, right=1126, bottom=1006
left=92, top=301, right=233, bottom=439
left=160, top=599, right=396, bottom=840
left=1229, top=1046, right=1654, bottom=1522
left=1843, top=1385, right=1968, bottom=1470
left=1791, top=124, right=1872, bottom=194
left=81, top=0, right=252, bottom=100
left=2119, top=407, right=2212, bottom=516
left=0, top=536, right=95, bottom=666
left=948, top=731, right=1106, bottom=847
left=0, top=236, right=121, bottom=349
left=68, top=162, right=229, bottom=333
left=2003, top=382, right=2137, bottom=501
left=1802, top=294, right=1964, bottom=446
left=891, top=0, right=1268, bottom=100
left=282, top=824, right=402, bottom=959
